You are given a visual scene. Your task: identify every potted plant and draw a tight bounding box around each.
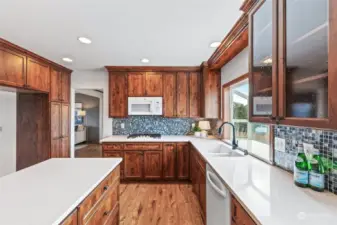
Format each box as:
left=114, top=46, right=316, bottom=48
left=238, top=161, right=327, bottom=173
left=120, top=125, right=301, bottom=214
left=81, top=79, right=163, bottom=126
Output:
left=193, top=126, right=202, bottom=137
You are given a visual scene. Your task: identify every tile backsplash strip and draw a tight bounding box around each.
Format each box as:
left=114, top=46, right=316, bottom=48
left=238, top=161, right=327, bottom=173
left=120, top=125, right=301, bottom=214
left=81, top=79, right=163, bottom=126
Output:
left=274, top=125, right=337, bottom=194
left=112, top=116, right=197, bottom=135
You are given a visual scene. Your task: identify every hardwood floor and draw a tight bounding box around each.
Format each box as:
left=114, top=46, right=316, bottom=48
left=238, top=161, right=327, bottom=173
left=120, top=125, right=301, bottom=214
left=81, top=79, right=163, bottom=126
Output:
left=75, top=144, right=102, bottom=158
left=119, top=183, right=204, bottom=225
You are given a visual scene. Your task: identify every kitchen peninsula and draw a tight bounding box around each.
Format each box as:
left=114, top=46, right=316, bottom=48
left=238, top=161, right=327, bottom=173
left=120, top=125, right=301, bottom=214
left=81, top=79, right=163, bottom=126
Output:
left=0, top=158, right=122, bottom=225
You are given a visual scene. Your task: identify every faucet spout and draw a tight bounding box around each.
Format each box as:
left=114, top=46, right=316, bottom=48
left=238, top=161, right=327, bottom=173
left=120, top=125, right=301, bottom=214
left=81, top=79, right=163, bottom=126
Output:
left=218, top=122, right=238, bottom=150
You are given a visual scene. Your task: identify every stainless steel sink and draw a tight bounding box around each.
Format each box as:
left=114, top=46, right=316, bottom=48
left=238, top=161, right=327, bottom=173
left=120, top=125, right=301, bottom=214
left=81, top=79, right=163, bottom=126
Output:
left=207, top=144, right=244, bottom=157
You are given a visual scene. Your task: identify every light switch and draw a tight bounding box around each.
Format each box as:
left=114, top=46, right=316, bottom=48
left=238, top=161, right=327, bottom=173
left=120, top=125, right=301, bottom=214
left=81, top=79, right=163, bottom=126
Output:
left=121, top=123, right=125, bottom=129
left=275, top=137, right=285, bottom=152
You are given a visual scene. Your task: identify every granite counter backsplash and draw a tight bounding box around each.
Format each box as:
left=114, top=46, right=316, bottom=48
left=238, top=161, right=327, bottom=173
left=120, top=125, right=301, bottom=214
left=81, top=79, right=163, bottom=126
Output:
left=274, top=125, right=337, bottom=194
left=112, top=116, right=196, bottom=135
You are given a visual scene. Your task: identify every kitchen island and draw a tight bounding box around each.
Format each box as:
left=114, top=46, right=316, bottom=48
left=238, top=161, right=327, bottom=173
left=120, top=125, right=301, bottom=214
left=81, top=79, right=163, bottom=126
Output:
left=0, top=158, right=122, bottom=225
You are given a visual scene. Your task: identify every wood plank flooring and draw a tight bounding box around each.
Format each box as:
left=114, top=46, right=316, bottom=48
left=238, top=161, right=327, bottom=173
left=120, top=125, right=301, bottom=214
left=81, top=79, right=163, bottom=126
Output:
left=119, top=183, right=204, bottom=225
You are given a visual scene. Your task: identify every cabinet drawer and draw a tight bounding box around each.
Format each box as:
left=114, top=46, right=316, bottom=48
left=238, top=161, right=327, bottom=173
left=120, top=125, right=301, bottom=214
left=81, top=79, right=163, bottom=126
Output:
left=124, top=143, right=162, bottom=150
left=193, top=147, right=206, bottom=172
left=231, top=196, right=256, bottom=225
left=78, top=167, right=120, bottom=224
left=85, top=184, right=119, bottom=225
left=102, top=143, right=124, bottom=151
left=60, top=209, right=77, bottom=225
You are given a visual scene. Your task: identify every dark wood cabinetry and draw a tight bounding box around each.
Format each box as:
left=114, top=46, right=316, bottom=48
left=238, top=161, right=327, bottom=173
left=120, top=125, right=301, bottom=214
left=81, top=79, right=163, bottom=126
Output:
left=61, top=72, right=70, bottom=103
left=109, top=72, right=128, bottom=117
left=26, top=57, right=50, bottom=92
left=163, top=73, right=177, bottom=117
left=163, top=143, right=177, bottom=180
left=50, top=68, right=61, bottom=102
left=124, top=151, right=144, bottom=180
left=249, top=0, right=337, bottom=129
left=144, top=151, right=162, bottom=179
left=145, top=72, right=162, bottom=96
left=176, top=72, right=189, bottom=117
left=0, top=45, right=26, bottom=87
left=177, top=143, right=190, bottom=180
left=189, top=72, right=201, bottom=118
left=128, top=72, right=145, bottom=96
left=231, top=196, right=256, bottom=225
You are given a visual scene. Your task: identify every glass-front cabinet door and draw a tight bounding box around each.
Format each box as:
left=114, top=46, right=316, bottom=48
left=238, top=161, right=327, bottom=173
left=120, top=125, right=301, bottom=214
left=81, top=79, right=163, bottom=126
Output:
left=278, top=0, right=337, bottom=128
left=249, top=0, right=278, bottom=123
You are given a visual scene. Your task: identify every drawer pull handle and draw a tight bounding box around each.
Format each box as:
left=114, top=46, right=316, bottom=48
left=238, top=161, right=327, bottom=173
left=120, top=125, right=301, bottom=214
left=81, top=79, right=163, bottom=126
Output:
left=103, top=186, right=108, bottom=191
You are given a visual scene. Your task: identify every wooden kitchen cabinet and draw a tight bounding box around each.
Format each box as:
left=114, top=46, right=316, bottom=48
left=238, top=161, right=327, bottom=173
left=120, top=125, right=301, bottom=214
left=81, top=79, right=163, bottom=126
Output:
left=163, top=72, right=177, bottom=117
left=60, top=210, right=78, bottom=225
left=177, top=143, right=190, bottom=180
left=50, top=67, right=61, bottom=102
left=163, top=143, right=177, bottom=180
left=104, top=151, right=124, bottom=180
left=124, top=151, right=144, bottom=180
left=199, top=168, right=206, bottom=221
left=189, top=72, right=201, bottom=118
left=61, top=72, right=71, bottom=103
left=61, top=104, right=70, bottom=138
left=231, top=196, right=256, bottom=225
left=109, top=72, right=128, bottom=117
left=128, top=72, right=145, bottom=96
left=145, top=72, right=162, bottom=96
left=144, top=151, right=162, bottom=179
left=0, top=45, right=26, bottom=88
left=176, top=72, right=189, bottom=117
left=26, top=57, right=50, bottom=92
left=249, top=0, right=337, bottom=129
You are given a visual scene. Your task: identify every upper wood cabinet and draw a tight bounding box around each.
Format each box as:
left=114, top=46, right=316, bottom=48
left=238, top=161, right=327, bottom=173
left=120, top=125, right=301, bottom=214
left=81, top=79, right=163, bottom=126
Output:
left=176, top=72, right=190, bottom=117
left=249, top=0, right=337, bottom=129
left=163, top=72, right=177, bottom=117
left=26, top=57, right=50, bottom=92
left=0, top=45, right=26, bottom=87
left=189, top=72, right=201, bottom=118
left=109, top=72, right=128, bottom=117
left=50, top=67, right=61, bottom=102
left=61, top=72, right=71, bottom=103
left=128, top=72, right=145, bottom=96
left=200, top=63, right=220, bottom=119
left=145, top=72, right=162, bottom=96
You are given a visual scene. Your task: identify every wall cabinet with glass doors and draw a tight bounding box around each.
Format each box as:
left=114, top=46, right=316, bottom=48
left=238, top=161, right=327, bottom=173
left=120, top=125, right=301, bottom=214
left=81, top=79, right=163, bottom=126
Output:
left=249, top=0, right=337, bottom=129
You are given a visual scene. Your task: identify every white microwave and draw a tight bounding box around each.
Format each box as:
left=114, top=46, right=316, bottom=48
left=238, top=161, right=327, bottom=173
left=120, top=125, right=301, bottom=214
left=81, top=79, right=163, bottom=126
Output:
left=128, top=97, right=163, bottom=115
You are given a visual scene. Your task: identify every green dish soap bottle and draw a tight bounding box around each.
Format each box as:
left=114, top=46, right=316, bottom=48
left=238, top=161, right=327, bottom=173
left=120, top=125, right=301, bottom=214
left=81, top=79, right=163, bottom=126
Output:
left=294, top=143, right=309, bottom=188
left=308, top=146, right=325, bottom=192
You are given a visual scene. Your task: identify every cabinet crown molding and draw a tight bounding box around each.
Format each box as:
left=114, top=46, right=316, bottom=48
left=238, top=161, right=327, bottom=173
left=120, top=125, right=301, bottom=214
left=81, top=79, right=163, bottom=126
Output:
left=105, top=66, right=201, bottom=73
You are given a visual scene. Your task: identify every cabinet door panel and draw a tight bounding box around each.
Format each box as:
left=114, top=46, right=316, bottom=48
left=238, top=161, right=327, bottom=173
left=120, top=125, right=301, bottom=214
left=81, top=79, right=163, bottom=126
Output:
left=109, top=73, right=128, bottom=117
left=176, top=72, right=189, bottom=117
left=163, top=143, right=176, bottom=179
left=163, top=73, right=177, bottom=117
left=51, top=102, right=61, bottom=139
left=0, top=46, right=26, bottom=87
left=128, top=72, right=145, bottom=96
left=26, top=57, right=50, bottom=92
left=189, top=72, right=200, bottom=117
left=61, top=72, right=70, bottom=103
left=124, top=151, right=144, bottom=179
left=61, top=104, right=70, bottom=138
left=199, top=168, right=206, bottom=221
left=50, top=68, right=61, bottom=102
left=51, top=139, right=61, bottom=158
left=104, top=152, right=124, bottom=179
left=249, top=0, right=277, bottom=122
left=145, top=72, right=162, bottom=96
left=144, top=151, right=162, bottom=179
left=177, top=143, right=190, bottom=180
left=61, top=137, right=70, bottom=158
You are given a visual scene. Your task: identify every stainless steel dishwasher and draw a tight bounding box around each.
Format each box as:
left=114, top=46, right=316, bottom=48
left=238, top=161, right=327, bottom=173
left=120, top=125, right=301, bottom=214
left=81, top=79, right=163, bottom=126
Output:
left=206, top=164, right=231, bottom=225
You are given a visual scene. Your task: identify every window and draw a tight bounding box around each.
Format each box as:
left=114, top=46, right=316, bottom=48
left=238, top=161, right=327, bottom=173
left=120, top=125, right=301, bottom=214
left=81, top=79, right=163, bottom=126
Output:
left=222, top=76, right=272, bottom=162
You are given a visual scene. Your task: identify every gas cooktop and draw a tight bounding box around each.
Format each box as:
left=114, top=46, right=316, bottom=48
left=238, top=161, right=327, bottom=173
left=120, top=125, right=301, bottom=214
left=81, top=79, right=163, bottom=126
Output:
left=127, top=134, right=161, bottom=139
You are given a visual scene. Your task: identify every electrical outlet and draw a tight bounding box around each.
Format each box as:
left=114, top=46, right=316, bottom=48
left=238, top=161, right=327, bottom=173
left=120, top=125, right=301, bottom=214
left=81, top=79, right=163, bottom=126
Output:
left=121, top=123, right=125, bottom=129
left=275, top=137, right=285, bottom=152
left=303, top=143, right=313, bottom=159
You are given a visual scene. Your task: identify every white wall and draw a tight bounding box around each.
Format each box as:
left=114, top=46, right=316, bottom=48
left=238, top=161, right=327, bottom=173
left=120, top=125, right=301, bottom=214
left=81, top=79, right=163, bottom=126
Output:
left=0, top=91, right=16, bottom=177
left=71, top=70, right=112, bottom=157
left=221, top=47, right=249, bottom=85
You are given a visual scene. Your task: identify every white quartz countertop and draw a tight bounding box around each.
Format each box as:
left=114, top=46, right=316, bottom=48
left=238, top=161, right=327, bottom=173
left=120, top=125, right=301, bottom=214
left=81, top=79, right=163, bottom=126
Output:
left=101, top=135, right=337, bottom=225
left=0, top=158, right=122, bottom=225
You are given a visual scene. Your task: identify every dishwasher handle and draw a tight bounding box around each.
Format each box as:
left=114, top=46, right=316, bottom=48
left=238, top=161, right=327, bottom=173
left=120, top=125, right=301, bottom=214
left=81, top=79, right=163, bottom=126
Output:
left=207, top=171, right=227, bottom=198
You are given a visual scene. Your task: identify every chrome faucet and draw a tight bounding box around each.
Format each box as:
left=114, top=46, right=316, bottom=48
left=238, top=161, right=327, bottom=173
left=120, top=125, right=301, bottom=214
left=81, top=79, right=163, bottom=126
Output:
left=218, top=122, right=238, bottom=150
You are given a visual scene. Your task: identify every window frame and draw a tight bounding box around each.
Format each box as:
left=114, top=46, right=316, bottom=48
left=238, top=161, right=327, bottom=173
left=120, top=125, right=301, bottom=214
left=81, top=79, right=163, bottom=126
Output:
left=221, top=73, right=274, bottom=164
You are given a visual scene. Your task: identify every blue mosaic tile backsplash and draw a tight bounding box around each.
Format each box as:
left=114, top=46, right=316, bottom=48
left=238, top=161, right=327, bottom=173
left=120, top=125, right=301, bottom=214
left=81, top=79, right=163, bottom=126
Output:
left=274, top=125, right=337, bottom=194
left=112, top=116, right=195, bottom=135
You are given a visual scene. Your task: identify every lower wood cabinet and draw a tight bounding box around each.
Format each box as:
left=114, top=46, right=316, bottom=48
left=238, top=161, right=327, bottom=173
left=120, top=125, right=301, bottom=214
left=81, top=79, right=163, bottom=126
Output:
left=177, top=143, right=190, bottom=180
left=60, top=210, right=77, bottom=225
left=124, top=151, right=144, bottom=180
left=231, top=196, right=256, bottom=225
left=163, top=143, right=177, bottom=180
left=104, top=152, right=124, bottom=180
left=144, top=151, right=162, bottom=179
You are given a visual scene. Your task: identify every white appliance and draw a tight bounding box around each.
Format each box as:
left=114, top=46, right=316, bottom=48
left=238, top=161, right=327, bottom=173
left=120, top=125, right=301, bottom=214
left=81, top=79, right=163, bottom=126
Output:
left=128, top=97, right=163, bottom=115
left=206, top=164, right=231, bottom=225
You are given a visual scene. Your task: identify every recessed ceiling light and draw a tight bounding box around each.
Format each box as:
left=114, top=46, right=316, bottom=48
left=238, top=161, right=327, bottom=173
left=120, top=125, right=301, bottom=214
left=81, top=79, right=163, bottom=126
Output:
left=62, top=57, right=73, bottom=63
left=141, top=58, right=150, bottom=64
left=78, top=37, right=92, bottom=44
left=210, top=42, right=221, bottom=48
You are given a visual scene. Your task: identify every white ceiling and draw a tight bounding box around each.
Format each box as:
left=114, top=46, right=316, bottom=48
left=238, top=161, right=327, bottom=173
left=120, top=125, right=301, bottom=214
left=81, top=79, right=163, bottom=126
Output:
left=0, top=0, right=243, bottom=70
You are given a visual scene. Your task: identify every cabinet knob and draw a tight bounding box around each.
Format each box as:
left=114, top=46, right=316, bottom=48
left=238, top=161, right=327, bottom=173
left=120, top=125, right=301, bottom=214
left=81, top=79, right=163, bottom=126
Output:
left=103, top=211, right=109, bottom=216
left=103, top=185, right=108, bottom=191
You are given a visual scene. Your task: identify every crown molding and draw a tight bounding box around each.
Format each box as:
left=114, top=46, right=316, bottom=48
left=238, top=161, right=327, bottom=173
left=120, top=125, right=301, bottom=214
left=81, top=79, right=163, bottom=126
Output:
left=105, top=66, right=201, bottom=73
